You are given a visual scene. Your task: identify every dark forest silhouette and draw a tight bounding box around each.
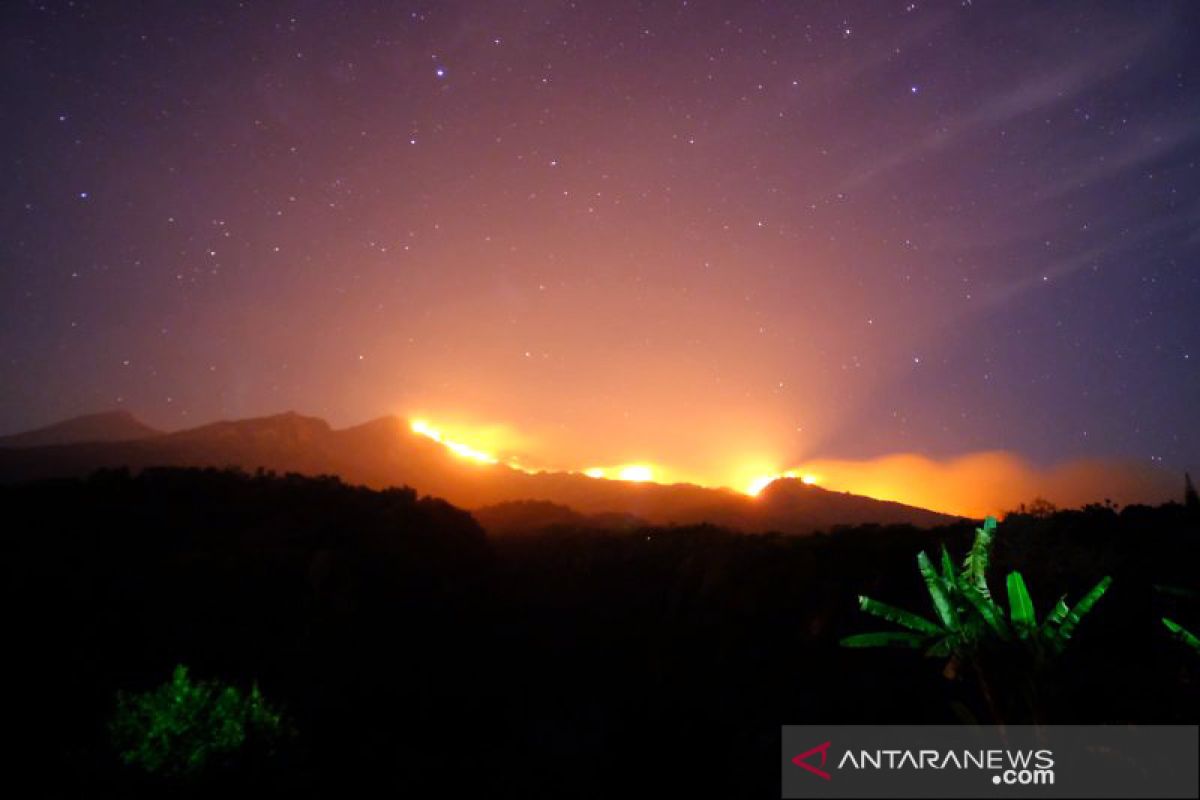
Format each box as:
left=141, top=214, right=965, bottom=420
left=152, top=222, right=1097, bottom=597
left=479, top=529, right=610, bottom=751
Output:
left=4, top=467, right=1198, bottom=796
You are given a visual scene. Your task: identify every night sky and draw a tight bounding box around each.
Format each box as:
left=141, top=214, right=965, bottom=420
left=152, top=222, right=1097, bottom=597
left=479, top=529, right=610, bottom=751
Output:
left=2, top=1, right=1197, bottom=508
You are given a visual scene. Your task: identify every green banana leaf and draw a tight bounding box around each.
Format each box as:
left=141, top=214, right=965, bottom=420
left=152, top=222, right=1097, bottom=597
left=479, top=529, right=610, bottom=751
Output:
left=1153, top=584, right=1200, bottom=600
left=924, top=637, right=957, bottom=658
left=1007, top=571, right=1037, bottom=632
left=856, top=595, right=943, bottom=636
left=918, top=551, right=960, bottom=629
left=1041, top=595, right=1069, bottom=632
left=940, top=544, right=957, bottom=586
left=1056, top=575, right=1112, bottom=642
left=840, top=631, right=926, bottom=649
left=1162, top=617, right=1200, bottom=654
left=962, top=583, right=1011, bottom=640
left=962, top=516, right=996, bottom=599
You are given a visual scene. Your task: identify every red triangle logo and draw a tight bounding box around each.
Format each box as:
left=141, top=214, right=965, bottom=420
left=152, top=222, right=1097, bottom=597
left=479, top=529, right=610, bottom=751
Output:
left=791, top=741, right=832, bottom=781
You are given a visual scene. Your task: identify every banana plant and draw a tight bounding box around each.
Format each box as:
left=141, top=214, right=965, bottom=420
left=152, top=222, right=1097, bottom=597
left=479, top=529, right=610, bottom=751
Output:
left=840, top=517, right=1112, bottom=723
left=1005, top=570, right=1113, bottom=659
left=841, top=516, right=1112, bottom=664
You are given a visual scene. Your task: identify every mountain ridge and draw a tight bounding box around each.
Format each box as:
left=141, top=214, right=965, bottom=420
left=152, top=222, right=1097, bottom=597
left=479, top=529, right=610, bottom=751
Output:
left=0, top=410, right=963, bottom=533
left=0, top=410, right=160, bottom=448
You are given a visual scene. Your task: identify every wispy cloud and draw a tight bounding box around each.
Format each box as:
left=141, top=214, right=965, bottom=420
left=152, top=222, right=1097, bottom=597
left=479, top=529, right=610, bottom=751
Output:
left=977, top=207, right=1196, bottom=311
left=838, top=17, right=1167, bottom=192
left=1036, top=119, right=1200, bottom=201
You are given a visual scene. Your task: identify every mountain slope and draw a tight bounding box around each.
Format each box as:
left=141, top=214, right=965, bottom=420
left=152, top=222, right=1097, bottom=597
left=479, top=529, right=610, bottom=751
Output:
left=0, top=410, right=160, bottom=448
left=0, top=410, right=961, bottom=532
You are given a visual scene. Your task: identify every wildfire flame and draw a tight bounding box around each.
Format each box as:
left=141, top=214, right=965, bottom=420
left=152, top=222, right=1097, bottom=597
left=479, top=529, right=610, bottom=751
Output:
left=581, top=464, right=655, bottom=482
left=409, top=416, right=814, bottom=495
left=410, top=419, right=499, bottom=465
left=617, top=465, right=654, bottom=482
left=402, top=416, right=1172, bottom=517
left=746, top=471, right=818, bottom=496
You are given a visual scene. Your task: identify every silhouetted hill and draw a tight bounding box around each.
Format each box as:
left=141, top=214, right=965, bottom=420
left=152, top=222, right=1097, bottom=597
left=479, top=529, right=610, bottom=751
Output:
left=474, top=500, right=648, bottom=535
left=752, top=476, right=960, bottom=530
left=0, top=410, right=960, bottom=532
left=0, top=410, right=159, bottom=448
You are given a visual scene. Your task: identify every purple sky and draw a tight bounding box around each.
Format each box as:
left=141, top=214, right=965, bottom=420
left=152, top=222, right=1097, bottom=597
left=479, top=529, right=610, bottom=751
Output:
left=1, top=1, right=1197, bottom=503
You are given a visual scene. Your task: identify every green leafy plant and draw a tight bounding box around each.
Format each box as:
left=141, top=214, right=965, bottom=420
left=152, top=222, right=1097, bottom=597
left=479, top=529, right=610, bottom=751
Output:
left=110, top=664, right=289, bottom=777
left=841, top=517, right=1112, bottom=721
left=1152, top=583, right=1200, bottom=655
left=1162, top=617, right=1200, bottom=655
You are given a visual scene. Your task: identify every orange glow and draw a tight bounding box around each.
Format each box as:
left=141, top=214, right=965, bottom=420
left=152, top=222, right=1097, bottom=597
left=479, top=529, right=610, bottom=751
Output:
left=581, top=464, right=661, bottom=482
left=745, top=470, right=819, bottom=496
left=617, top=465, right=654, bottom=482
left=409, top=419, right=498, bottom=465
left=408, top=416, right=1175, bottom=518
left=787, top=453, right=1176, bottom=518
left=747, top=472, right=790, bottom=496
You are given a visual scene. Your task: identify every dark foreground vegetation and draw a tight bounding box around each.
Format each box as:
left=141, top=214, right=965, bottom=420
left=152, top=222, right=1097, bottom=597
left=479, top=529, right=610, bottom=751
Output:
left=4, top=468, right=1198, bottom=796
